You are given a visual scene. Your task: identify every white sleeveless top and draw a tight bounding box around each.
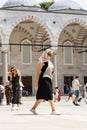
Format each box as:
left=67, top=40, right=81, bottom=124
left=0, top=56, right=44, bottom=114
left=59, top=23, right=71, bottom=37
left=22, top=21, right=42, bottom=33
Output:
left=43, top=60, right=54, bottom=79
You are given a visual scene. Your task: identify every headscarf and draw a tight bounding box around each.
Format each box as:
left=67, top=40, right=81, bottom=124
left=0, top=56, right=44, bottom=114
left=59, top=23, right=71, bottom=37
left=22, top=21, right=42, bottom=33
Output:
left=38, top=49, right=53, bottom=63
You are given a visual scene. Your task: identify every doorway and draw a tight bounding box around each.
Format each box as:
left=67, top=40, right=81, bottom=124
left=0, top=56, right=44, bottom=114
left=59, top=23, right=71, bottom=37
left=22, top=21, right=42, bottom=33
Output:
left=22, top=76, right=32, bottom=95
left=0, top=76, right=2, bottom=83
left=84, top=76, right=87, bottom=84
left=64, top=76, right=73, bottom=94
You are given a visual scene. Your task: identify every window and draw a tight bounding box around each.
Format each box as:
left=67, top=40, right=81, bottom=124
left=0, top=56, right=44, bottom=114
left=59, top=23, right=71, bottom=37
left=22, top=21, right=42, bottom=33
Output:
left=64, top=41, right=73, bottom=65
left=21, top=39, right=32, bottom=64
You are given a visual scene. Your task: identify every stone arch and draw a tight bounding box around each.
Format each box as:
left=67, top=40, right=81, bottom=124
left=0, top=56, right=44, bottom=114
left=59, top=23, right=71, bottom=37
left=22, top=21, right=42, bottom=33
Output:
left=56, top=18, right=87, bottom=45
left=8, top=15, right=53, bottom=44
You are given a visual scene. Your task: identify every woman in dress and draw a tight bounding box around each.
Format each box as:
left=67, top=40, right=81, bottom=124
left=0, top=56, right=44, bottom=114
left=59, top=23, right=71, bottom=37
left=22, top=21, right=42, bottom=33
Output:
left=30, top=49, right=56, bottom=115
left=8, top=67, right=21, bottom=110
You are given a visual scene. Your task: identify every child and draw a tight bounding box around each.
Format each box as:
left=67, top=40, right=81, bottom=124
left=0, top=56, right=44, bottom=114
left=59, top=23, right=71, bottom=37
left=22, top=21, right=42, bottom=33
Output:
left=5, top=81, right=12, bottom=105
left=57, top=87, right=61, bottom=102
left=54, top=87, right=61, bottom=102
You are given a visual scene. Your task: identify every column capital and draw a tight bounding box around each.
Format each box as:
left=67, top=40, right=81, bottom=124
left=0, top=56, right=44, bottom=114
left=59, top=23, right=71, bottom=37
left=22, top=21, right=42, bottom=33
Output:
left=1, top=47, right=8, bottom=53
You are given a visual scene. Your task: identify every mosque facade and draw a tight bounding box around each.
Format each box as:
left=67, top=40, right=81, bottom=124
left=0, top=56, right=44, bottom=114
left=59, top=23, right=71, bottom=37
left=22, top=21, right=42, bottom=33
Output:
left=0, top=0, right=87, bottom=95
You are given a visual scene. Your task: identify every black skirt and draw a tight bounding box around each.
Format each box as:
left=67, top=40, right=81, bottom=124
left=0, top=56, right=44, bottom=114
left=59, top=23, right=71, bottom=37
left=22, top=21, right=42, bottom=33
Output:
left=36, top=77, right=53, bottom=101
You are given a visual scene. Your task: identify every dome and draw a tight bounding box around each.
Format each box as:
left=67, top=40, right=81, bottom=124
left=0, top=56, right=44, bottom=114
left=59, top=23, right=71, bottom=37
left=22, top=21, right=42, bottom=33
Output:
left=2, top=0, right=39, bottom=8
left=49, top=0, right=83, bottom=11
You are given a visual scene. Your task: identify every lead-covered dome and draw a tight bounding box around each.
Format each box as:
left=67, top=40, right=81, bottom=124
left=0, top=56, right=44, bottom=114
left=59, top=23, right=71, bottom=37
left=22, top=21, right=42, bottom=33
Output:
left=49, top=0, right=83, bottom=11
left=3, top=0, right=39, bottom=8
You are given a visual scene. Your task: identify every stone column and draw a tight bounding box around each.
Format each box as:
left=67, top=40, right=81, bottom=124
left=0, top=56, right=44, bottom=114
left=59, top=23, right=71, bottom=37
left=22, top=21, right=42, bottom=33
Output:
left=2, top=50, right=8, bottom=85
left=53, top=53, right=58, bottom=88
left=1, top=32, right=9, bottom=85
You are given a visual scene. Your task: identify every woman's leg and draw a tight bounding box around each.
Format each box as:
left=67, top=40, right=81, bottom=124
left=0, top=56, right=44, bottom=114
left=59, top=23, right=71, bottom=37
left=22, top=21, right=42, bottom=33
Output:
left=48, top=100, right=55, bottom=112
left=32, top=99, right=43, bottom=109
left=30, top=99, right=43, bottom=114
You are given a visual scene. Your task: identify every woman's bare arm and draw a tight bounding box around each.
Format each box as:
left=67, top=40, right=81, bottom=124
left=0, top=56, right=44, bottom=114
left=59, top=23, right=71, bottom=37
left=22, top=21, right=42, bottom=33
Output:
left=35, top=63, right=44, bottom=90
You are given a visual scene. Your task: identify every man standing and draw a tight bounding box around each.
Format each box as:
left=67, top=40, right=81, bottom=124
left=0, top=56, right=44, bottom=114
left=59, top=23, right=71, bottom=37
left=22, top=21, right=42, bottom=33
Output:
left=72, top=76, right=81, bottom=106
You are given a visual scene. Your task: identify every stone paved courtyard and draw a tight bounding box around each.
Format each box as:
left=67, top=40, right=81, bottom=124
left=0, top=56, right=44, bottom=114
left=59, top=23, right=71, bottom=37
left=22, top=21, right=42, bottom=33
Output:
left=0, top=96, right=87, bottom=130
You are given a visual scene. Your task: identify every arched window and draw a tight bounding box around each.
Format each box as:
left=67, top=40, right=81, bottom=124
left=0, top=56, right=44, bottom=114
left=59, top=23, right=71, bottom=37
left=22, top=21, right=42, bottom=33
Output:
left=21, top=39, right=32, bottom=64
left=64, top=41, right=73, bottom=65
left=83, top=43, right=87, bottom=65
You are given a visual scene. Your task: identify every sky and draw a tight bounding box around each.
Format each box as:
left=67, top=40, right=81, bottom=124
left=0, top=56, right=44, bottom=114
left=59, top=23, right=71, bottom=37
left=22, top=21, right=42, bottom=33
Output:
left=0, top=0, right=87, bottom=10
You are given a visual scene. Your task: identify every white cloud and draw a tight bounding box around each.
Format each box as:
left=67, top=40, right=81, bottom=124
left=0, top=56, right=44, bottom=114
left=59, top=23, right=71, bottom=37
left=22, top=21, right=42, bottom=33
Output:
left=73, top=0, right=87, bottom=10
left=0, top=0, right=7, bottom=7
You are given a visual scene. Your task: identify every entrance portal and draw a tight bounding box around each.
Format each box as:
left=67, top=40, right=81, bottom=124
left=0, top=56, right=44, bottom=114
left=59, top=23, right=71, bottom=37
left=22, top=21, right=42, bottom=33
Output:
left=64, top=76, right=73, bottom=94
left=22, top=76, right=32, bottom=96
left=84, top=76, right=87, bottom=84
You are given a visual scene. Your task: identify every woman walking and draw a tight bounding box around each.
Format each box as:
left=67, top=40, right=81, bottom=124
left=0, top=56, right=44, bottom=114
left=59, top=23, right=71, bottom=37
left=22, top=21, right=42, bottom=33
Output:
left=30, top=49, right=57, bottom=115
